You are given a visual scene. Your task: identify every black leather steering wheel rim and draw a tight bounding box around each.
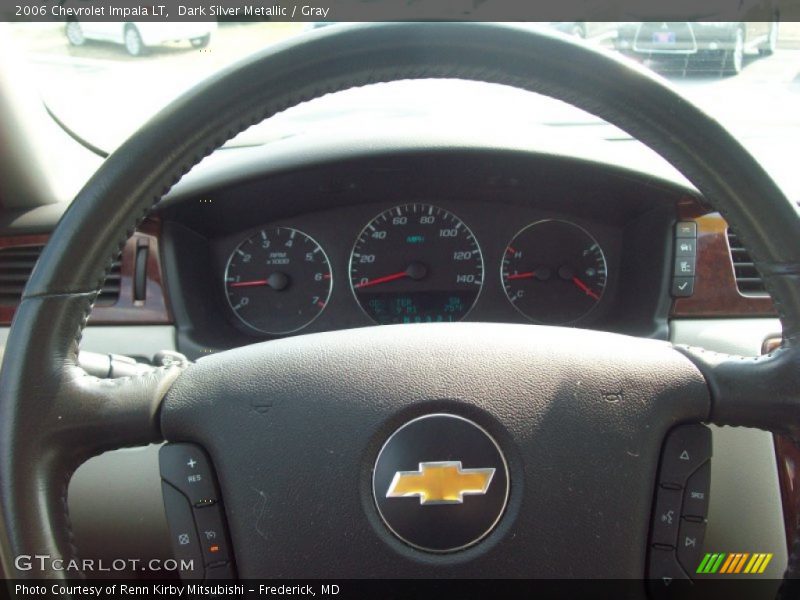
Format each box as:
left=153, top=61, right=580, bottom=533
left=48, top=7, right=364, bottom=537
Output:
left=1, top=22, right=799, bottom=582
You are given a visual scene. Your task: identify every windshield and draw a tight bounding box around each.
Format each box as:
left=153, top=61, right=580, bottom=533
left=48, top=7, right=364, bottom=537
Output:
left=6, top=21, right=800, bottom=198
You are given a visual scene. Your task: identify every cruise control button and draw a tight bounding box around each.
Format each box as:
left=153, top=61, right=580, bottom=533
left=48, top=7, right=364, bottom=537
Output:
left=677, top=518, right=707, bottom=574
left=160, top=443, right=218, bottom=507
left=651, top=487, right=683, bottom=547
left=682, top=461, right=711, bottom=519
left=660, top=424, right=712, bottom=487
left=676, top=222, right=697, bottom=238
left=194, top=504, right=231, bottom=565
left=161, top=482, right=204, bottom=580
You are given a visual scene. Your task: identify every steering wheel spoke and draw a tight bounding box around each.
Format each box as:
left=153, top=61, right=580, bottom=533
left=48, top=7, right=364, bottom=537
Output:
left=0, top=294, right=186, bottom=576
left=677, top=342, right=800, bottom=442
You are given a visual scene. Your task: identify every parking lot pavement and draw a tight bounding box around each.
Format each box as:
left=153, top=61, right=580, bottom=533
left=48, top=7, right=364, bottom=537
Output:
left=13, top=21, right=304, bottom=64
left=7, top=23, right=304, bottom=147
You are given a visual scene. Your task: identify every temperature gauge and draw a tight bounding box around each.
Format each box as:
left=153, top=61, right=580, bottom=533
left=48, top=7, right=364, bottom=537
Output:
left=502, top=220, right=607, bottom=324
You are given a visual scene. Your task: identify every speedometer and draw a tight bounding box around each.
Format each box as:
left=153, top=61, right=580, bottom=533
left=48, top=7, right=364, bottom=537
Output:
left=350, top=203, right=484, bottom=324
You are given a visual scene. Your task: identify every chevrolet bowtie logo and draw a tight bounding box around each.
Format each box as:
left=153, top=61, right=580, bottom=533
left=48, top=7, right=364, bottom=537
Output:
left=386, top=461, right=495, bottom=505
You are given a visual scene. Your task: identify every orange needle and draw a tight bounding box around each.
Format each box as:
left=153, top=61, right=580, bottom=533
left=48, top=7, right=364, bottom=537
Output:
left=572, top=276, right=600, bottom=301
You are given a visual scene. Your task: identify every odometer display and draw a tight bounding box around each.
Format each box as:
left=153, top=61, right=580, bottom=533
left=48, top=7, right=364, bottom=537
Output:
left=350, top=204, right=484, bottom=324
left=225, top=227, right=332, bottom=335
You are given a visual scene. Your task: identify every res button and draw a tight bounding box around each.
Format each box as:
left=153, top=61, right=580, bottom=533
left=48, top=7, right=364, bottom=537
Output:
left=160, top=443, right=219, bottom=507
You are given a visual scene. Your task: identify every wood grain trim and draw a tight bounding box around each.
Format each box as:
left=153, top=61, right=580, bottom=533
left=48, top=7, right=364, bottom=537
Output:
left=0, top=234, right=50, bottom=325
left=0, top=234, right=49, bottom=249
left=775, top=434, right=800, bottom=551
left=0, top=222, right=171, bottom=325
left=671, top=205, right=776, bottom=318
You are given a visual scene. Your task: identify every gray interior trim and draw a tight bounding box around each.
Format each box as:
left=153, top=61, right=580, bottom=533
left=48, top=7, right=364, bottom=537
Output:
left=0, top=129, right=700, bottom=236
left=671, top=318, right=787, bottom=582
left=0, top=325, right=177, bottom=369
left=68, top=444, right=171, bottom=577
left=162, top=125, right=696, bottom=208
left=0, top=24, right=105, bottom=208
left=0, top=26, right=59, bottom=209
left=0, top=203, right=73, bottom=236
left=0, top=325, right=176, bottom=577
left=66, top=326, right=177, bottom=577
left=73, top=325, right=177, bottom=357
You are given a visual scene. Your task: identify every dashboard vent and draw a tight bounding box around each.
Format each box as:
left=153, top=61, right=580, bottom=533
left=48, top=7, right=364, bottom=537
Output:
left=727, top=230, right=768, bottom=296
left=0, top=244, right=122, bottom=306
left=97, top=256, right=123, bottom=305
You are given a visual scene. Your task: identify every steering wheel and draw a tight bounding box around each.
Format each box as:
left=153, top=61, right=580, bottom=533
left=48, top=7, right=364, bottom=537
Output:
left=1, top=23, right=799, bottom=585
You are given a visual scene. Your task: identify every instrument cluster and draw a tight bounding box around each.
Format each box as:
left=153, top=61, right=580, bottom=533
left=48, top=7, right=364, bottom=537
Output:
left=221, top=202, right=611, bottom=336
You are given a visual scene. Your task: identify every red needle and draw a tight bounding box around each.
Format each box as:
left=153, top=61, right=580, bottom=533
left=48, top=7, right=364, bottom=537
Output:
left=229, top=279, right=269, bottom=288
left=354, top=271, right=408, bottom=289
left=506, top=271, right=536, bottom=281
left=572, top=276, right=600, bottom=301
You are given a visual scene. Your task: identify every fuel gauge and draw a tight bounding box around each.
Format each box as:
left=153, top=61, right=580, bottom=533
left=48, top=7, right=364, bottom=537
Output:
left=501, top=220, right=607, bottom=324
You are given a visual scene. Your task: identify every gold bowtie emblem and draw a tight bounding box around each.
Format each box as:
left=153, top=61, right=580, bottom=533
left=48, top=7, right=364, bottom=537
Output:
left=386, top=461, right=495, bottom=505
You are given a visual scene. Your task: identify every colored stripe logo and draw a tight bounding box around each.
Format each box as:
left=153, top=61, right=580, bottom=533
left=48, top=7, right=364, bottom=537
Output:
left=697, top=552, right=773, bottom=574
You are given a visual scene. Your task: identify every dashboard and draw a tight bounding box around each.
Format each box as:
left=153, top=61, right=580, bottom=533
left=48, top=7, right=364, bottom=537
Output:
left=216, top=203, right=619, bottom=333
left=0, top=134, right=789, bottom=582
left=157, top=147, right=683, bottom=358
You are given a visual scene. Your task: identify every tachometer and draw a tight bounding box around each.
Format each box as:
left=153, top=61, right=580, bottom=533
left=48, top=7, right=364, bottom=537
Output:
left=225, top=227, right=332, bottom=335
left=502, top=220, right=607, bottom=324
left=350, top=203, right=483, bottom=324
